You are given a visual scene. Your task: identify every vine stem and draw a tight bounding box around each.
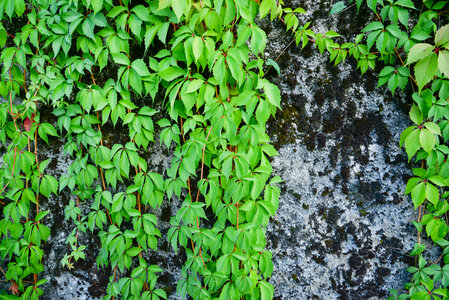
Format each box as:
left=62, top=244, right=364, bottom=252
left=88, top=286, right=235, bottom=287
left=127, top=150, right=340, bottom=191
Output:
left=393, top=48, right=417, bottom=87
left=179, top=117, right=208, bottom=270
left=9, top=83, right=18, bottom=132
left=195, top=126, right=213, bottom=202
left=91, top=65, right=114, bottom=225
left=34, top=128, right=40, bottom=216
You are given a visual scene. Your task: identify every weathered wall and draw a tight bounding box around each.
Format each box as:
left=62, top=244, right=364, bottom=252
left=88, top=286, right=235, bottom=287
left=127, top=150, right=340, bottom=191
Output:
left=264, top=1, right=416, bottom=299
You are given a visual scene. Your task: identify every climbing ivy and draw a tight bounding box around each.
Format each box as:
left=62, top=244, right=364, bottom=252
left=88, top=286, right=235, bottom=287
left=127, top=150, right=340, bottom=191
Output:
left=0, top=0, right=287, bottom=299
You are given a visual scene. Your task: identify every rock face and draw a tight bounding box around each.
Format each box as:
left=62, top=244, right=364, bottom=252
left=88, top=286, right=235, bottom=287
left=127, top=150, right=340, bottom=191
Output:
left=263, top=0, right=416, bottom=299
left=0, top=1, right=418, bottom=299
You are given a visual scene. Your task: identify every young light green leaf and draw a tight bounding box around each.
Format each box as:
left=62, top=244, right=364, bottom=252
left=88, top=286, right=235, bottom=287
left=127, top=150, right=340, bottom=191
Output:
left=426, top=183, right=439, bottom=206
left=419, top=128, right=436, bottom=153
left=132, top=59, right=150, bottom=76
left=159, top=66, right=185, bottom=81
left=171, top=0, right=186, bottom=20
left=424, top=122, right=441, bottom=136
left=414, top=53, right=438, bottom=91
left=407, top=43, right=434, bottom=65
left=436, top=24, right=449, bottom=46
left=263, top=81, right=281, bottom=108
left=438, top=50, right=449, bottom=78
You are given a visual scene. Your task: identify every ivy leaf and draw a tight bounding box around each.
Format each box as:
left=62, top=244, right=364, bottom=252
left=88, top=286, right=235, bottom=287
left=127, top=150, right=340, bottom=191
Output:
left=259, top=281, right=274, bottom=300
left=410, top=243, right=426, bottom=256
left=186, top=80, right=204, bottom=93
left=266, top=58, right=280, bottom=75
left=132, top=5, right=150, bottom=22
left=424, top=122, right=441, bottom=136
left=436, top=24, right=449, bottom=46
left=192, top=36, right=203, bottom=62
left=404, top=128, right=420, bottom=160
left=92, top=0, right=103, bottom=14
left=171, top=0, right=186, bottom=20
left=144, top=24, right=160, bottom=51
left=131, top=59, right=150, bottom=76
left=251, top=27, right=267, bottom=55
left=419, top=128, right=436, bottom=153
left=259, top=0, right=272, bottom=19
left=263, top=81, right=281, bottom=108
left=126, top=247, right=142, bottom=257
left=438, top=50, right=449, bottom=78
left=426, top=183, right=439, bottom=206
left=159, top=66, right=185, bottom=81
left=15, top=0, right=25, bottom=16
left=82, top=18, right=95, bottom=40
left=159, top=0, right=170, bottom=10
left=429, top=175, right=447, bottom=187
left=128, top=14, right=142, bottom=37
left=395, top=0, right=415, bottom=8
left=411, top=182, right=426, bottom=209
left=409, top=104, right=423, bottom=125
left=329, top=1, right=346, bottom=15
left=112, top=53, right=130, bottom=66
left=406, top=43, right=434, bottom=65
left=38, top=123, right=58, bottom=143
left=362, top=22, right=384, bottom=33
left=414, top=53, right=438, bottom=91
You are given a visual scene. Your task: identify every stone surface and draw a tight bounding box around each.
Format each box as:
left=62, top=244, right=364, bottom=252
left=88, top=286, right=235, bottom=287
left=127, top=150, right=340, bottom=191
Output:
left=263, top=0, right=417, bottom=299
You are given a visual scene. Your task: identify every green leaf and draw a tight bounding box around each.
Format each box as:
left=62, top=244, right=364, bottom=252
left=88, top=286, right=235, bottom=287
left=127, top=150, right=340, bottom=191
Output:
left=112, top=53, right=130, bottom=66
left=410, top=243, right=426, bottom=256
left=362, top=22, right=384, bottom=33
left=132, top=5, right=150, bottom=22
left=128, top=13, right=142, bottom=37
left=186, top=80, right=203, bottom=93
left=409, top=104, right=423, bottom=125
left=266, top=58, right=280, bottom=75
left=125, top=247, right=142, bottom=257
left=259, top=281, right=274, bottom=300
left=132, top=59, right=150, bottom=76
left=159, top=0, right=170, bottom=10
left=263, top=81, right=281, bottom=108
left=424, top=122, right=441, bottom=136
left=171, top=0, right=186, bottom=20
left=82, top=18, right=95, bottom=40
left=405, top=128, right=420, bottom=160
left=329, top=1, right=346, bottom=15
left=411, top=182, right=426, bottom=208
left=259, top=0, right=272, bottom=19
left=192, top=36, right=203, bottom=62
left=45, top=175, right=59, bottom=195
left=395, top=0, right=415, bottom=8
left=426, top=183, right=439, bottom=206
left=436, top=24, right=449, bottom=46
left=41, top=123, right=58, bottom=137
left=107, top=6, right=126, bottom=18
left=15, top=0, right=25, bottom=16
left=420, top=128, right=436, bottom=153
left=144, top=24, right=160, bottom=52
left=159, top=66, right=185, bottom=81
left=429, top=175, right=447, bottom=187
left=407, top=43, right=434, bottom=65
left=438, top=50, right=449, bottom=78
left=414, top=53, right=438, bottom=91
left=91, top=0, right=103, bottom=14
left=379, top=66, right=395, bottom=77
